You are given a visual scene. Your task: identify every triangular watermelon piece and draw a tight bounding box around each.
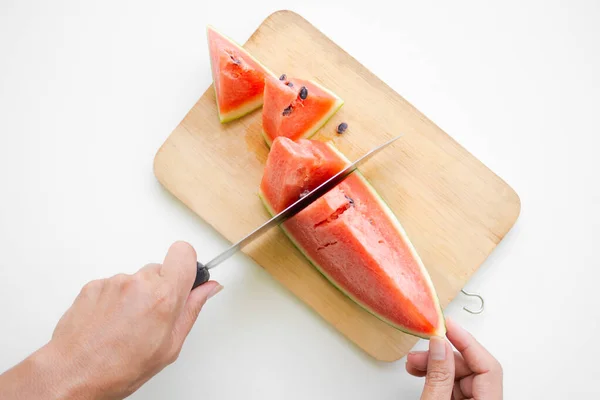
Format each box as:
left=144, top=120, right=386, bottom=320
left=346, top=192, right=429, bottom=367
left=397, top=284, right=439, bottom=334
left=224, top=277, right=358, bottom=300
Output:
left=259, top=137, right=446, bottom=339
left=207, top=26, right=276, bottom=123
left=261, top=74, right=344, bottom=147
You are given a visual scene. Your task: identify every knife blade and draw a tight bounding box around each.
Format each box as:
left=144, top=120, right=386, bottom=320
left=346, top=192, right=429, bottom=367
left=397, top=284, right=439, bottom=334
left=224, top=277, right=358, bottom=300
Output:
left=191, top=134, right=404, bottom=289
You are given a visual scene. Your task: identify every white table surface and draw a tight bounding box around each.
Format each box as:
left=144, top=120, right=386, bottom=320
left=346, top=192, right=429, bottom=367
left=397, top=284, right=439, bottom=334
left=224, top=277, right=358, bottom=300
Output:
left=1, top=1, right=599, bottom=398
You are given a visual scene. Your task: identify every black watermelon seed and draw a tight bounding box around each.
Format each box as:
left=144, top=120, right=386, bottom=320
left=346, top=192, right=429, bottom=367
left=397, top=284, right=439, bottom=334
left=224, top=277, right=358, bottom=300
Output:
left=344, top=194, right=354, bottom=205
left=229, top=55, right=241, bottom=65
left=287, top=82, right=294, bottom=87
left=279, top=74, right=286, bottom=81
left=299, top=86, right=308, bottom=100
left=282, top=106, right=293, bottom=116
left=336, top=122, right=348, bottom=134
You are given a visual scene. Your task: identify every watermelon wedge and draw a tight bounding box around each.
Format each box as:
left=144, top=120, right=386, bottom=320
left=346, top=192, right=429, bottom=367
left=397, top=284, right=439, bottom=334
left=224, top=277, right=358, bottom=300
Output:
left=261, top=74, right=344, bottom=147
left=259, top=137, right=446, bottom=338
left=207, top=26, right=276, bottom=123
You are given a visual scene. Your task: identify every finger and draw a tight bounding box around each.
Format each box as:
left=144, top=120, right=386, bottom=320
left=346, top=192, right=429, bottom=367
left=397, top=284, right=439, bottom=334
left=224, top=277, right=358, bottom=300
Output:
left=407, top=350, right=472, bottom=378
left=172, top=281, right=223, bottom=345
left=453, top=381, right=465, bottom=400
left=446, top=317, right=502, bottom=375
left=405, top=362, right=427, bottom=378
left=459, top=374, right=474, bottom=399
left=160, top=241, right=198, bottom=295
left=420, top=337, right=455, bottom=400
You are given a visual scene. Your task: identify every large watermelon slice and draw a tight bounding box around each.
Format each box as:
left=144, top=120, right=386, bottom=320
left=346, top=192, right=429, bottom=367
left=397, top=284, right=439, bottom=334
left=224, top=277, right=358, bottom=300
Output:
left=261, top=74, right=344, bottom=147
left=258, top=137, right=446, bottom=338
left=207, top=26, right=276, bottom=123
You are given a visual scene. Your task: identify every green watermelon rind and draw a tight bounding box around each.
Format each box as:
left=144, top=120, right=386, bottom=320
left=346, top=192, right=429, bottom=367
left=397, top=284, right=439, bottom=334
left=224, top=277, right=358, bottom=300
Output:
left=258, top=142, right=446, bottom=339
left=261, top=79, right=345, bottom=147
left=218, top=96, right=265, bottom=124
left=206, top=25, right=278, bottom=124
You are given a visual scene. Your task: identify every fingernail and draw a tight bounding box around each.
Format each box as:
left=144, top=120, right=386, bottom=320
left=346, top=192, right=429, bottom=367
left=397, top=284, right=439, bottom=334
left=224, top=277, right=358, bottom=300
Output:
left=208, top=284, right=223, bottom=299
left=429, top=336, right=446, bottom=360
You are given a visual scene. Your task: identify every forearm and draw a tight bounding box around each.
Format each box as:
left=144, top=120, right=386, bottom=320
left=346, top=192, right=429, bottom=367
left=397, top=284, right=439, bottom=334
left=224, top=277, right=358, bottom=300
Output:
left=0, top=343, right=98, bottom=400
left=0, top=242, right=218, bottom=400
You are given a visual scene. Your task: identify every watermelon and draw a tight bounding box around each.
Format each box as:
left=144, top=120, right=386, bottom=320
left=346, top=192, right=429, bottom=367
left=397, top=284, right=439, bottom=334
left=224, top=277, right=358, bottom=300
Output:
left=258, top=137, right=446, bottom=338
left=261, top=74, right=344, bottom=147
left=207, top=26, right=276, bottom=123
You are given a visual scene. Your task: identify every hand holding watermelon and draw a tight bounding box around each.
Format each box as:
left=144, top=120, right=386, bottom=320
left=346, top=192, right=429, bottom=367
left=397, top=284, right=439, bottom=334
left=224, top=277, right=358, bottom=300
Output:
left=406, top=318, right=503, bottom=399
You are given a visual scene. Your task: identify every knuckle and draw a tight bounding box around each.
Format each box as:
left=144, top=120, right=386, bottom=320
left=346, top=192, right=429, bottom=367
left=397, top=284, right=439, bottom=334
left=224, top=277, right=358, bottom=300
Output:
left=426, top=369, right=453, bottom=384
left=139, top=263, right=162, bottom=282
left=167, top=346, right=182, bottom=364
left=81, top=281, right=95, bottom=293
left=110, top=273, right=129, bottom=286
left=142, top=263, right=161, bottom=274
left=80, top=279, right=103, bottom=296
left=131, top=271, right=148, bottom=285
left=114, top=273, right=136, bottom=292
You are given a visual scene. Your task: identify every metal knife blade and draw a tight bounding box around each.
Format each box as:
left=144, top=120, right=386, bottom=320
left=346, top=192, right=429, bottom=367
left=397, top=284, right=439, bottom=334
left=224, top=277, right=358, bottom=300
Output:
left=191, top=134, right=403, bottom=289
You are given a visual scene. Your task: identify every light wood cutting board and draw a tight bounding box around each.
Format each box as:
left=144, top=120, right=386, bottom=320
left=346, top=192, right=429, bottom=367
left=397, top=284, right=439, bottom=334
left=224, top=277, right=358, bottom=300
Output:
left=153, top=10, right=521, bottom=362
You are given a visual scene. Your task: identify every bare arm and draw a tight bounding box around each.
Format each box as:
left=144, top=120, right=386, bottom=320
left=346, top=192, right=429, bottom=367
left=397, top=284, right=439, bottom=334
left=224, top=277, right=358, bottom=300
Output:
left=0, top=241, right=222, bottom=400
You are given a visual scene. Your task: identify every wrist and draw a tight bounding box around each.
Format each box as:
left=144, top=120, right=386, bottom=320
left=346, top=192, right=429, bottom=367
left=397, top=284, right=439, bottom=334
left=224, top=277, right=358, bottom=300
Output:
left=29, top=341, right=100, bottom=400
left=0, top=341, right=95, bottom=400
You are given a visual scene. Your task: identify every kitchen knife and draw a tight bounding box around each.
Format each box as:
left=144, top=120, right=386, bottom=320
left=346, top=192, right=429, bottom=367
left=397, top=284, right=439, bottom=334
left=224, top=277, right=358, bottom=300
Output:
left=191, top=134, right=404, bottom=290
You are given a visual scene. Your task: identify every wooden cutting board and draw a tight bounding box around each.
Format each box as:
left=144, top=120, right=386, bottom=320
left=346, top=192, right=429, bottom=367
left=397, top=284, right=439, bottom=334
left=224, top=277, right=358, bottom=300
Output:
left=153, top=10, right=521, bottom=362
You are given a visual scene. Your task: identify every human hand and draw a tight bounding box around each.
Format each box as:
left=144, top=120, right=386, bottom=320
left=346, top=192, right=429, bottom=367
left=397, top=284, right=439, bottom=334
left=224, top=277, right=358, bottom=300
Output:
left=406, top=318, right=503, bottom=399
left=0, top=241, right=222, bottom=400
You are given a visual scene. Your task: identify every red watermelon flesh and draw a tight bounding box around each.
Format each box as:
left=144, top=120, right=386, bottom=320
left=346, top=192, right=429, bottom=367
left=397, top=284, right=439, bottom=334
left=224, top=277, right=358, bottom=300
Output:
left=207, top=26, right=276, bottom=123
left=261, top=75, right=344, bottom=147
left=259, top=137, right=446, bottom=338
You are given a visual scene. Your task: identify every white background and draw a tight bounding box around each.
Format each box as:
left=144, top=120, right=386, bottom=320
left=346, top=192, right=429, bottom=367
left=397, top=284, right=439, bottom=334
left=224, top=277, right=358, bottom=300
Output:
left=1, top=1, right=599, bottom=398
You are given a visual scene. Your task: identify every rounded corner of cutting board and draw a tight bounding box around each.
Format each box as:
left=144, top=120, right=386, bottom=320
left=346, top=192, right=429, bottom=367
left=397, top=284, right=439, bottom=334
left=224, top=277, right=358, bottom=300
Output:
left=507, top=186, right=522, bottom=227
left=489, top=173, right=522, bottom=236
left=152, top=144, right=166, bottom=181
left=152, top=138, right=174, bottom=190
left=262, top=9, right=304, bottom=24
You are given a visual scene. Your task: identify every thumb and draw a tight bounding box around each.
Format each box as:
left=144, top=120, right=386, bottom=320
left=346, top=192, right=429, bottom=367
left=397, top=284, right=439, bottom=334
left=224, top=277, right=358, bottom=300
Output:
left=420, top=336, right=455, bottom=400
left=172, top=281, right=223, bottom=345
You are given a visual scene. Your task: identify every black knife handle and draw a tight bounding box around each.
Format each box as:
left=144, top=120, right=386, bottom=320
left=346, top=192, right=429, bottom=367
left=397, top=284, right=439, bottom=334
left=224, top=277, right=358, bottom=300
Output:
left=192, top=262, right=210, bottom=290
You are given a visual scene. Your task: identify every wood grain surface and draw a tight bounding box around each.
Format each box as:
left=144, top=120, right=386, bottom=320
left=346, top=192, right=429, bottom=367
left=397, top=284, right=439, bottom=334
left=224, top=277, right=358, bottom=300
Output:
left=153, top=10, right=521, bottom=361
